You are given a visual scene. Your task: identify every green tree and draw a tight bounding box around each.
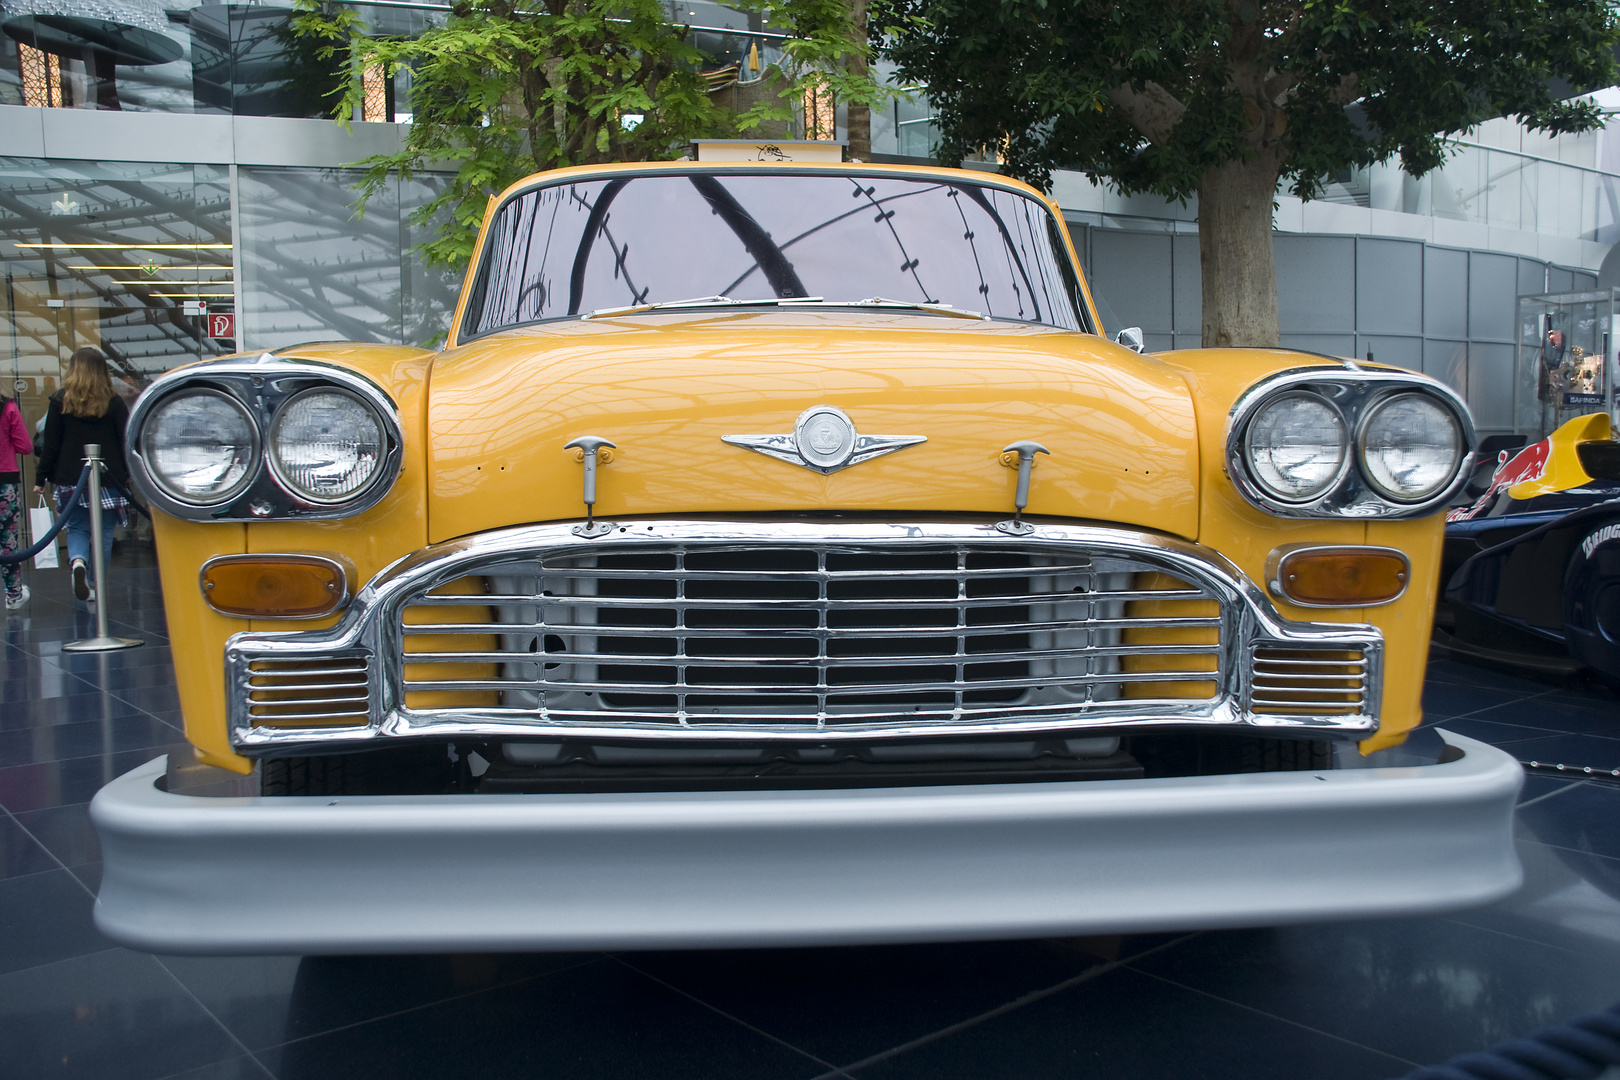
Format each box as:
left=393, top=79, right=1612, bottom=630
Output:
left=876, top=0, right=1619, bottom=347
left=295, top=0, right=888, bottom=270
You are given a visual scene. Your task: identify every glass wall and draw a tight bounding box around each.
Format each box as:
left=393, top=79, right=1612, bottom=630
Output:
left=236, top=165, right=456, bottom=351
left=1318, top=140, right=1620, bottom=244
left=0, top=156, right=232, bottom=457
left=0, top=0, right=437, bottom=118
left=1, top=154, right=460, bottom=490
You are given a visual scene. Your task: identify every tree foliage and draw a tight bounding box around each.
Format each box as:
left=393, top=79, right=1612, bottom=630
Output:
left=294, top=0, right=889, bottom=269
left=875, top=0, right=1620, bottom=346
left=876, top=0, right=1619, bottom=199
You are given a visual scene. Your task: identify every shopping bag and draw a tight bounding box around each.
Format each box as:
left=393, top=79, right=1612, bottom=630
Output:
left=30, top=496, right=58, bottom=569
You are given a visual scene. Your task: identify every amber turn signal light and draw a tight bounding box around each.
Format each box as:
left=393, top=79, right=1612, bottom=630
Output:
left=1266, top=546, right=1409, bottom=608
left=201, top=555, right=349, bottom=619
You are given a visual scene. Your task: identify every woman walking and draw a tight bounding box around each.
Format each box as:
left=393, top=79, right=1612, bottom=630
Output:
left=34, top=347, right=130, bottom=603
left=1, top=390, right=33, bottom=610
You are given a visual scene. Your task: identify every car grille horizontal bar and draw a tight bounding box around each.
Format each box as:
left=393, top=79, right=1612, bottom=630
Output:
left=395, top=543, right=1226, bottom=729
left=243, top=654, right=371, bottom=726
left=1247, top=648, right=1371, bottom=716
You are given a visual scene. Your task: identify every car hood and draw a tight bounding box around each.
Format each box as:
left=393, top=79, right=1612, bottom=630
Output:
left=423, top=310, right=1199, bottom=543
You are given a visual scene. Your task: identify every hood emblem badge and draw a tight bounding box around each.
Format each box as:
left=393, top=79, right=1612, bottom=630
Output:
left=723, top=405, right=926, bottom=475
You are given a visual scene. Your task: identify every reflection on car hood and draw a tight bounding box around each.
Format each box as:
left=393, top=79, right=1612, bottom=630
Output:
left=423, top=310, right=1199, bottom=543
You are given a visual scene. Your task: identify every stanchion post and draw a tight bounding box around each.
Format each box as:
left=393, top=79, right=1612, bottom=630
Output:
left=63, top=443, right=142, bottom=653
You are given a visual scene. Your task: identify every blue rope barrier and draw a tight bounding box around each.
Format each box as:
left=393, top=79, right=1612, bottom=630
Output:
left=1394, top=1003, right=1620, bottom=1079
left=0, top=462, right=92, bottom=565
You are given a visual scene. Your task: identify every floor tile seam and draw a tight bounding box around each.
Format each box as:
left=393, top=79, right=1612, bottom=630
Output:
left=151, top=1057, right=276, bottom=1080
left=0, top=741, right=185, bottom=774
left=1515, top=835, right=1620, bottom=865
left=151, top=953, right=275, bottom=1076
left=1475, top=706, right=1620, bottom=733
left=1121, top=965, right=1420, bottom=1068
left=823, top=932, right=1204, bottom=1077
left=0, top=942, right=124, bottom=982
left=1435, top=914, right=1605, bottom=958
left=1516, top=778, right=1591, bottom=809
left=1441, top=688, right=1564, bottom=725
left=0, top=803, right=85, bottom=890
left=0, top=805, right=79, bottom=881
left=606, top=953, right=848, bottom=1075
left=1434, top=715, right=1596, bottom=739
left=0, top=720, right=192, bottom=761
left=245, top=954, right=607, bottom=1054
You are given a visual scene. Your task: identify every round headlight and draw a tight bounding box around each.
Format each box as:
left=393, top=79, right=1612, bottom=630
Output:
left=1243, top=392, right=1348, bottom=502
left=267, top=389, right=386, bottom=504
left=139, top=390, right=258, bottom=506
left=1359, top=393, right=1463, bottom=502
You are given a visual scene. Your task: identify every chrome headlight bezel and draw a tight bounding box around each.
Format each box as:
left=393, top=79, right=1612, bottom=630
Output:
left=137, top=387, right=261, bottom=508
left=127, top=354, right=404, bottom=522
left=1239, top=391, right=1350, bottom=503
left=1225, top=366, right=1475, bottom=519
left=265, top=387, right=390, bottom=506
left=1355, top=391, right=1465, bottom=504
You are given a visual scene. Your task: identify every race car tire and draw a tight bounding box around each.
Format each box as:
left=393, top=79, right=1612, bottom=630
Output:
left=1562, top=515, right=1620, bottom=684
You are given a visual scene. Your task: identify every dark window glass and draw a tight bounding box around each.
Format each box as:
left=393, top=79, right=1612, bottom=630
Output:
left=461, top=173, right=1088, bottom=337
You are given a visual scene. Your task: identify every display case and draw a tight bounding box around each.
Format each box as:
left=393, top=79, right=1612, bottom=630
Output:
left=1516, top=289, right=1620, bottom=439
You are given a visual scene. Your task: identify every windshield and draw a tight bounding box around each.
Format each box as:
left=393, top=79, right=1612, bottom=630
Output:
left=459, top=172, right=1089, bottom=338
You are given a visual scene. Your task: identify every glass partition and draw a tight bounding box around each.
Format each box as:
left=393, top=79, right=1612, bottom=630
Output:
left=0, top=156, right=234, bottom=480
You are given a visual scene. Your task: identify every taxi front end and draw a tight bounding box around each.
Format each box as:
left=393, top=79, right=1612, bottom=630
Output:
left=91, top=163, right=1524, bottom=954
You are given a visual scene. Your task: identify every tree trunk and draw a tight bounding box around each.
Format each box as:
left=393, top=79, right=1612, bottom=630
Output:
left=845, top=0, right=870, bottom=161
left=1197, top=152, right=1281, bottom=348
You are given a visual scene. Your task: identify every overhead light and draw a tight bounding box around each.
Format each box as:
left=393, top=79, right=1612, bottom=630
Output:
left=109, top=279, right=237, bottom=286
left=149, top=292, right=236, bottom=297
left=67, top=265, right=233, bottom=271
left=13, top=242, right=233, bottom=250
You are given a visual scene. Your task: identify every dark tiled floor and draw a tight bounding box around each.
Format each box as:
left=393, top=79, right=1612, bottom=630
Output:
left=4, top=546, right=1620, bottom=1080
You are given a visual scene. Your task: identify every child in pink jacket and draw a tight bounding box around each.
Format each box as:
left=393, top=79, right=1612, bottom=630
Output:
left=1, top=394, right=34, bottom=609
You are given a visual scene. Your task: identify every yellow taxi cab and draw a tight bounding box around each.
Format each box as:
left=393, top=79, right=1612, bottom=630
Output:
left=90, top=161, right=1523, bottom=953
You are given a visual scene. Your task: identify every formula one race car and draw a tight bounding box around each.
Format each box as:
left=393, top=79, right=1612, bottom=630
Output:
left=1439, top=412, right=1620, bottom=682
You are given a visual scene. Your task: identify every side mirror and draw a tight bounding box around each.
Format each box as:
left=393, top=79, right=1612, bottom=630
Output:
left=1114, top=326, right=1145, bottom=353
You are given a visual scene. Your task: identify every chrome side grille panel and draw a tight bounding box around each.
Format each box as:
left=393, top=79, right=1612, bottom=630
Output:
left=1247, top=647, right=1373, bottom=717
left=240, top=652, right=373, bottom=726
left=225, top=520, right=1383, bottom=753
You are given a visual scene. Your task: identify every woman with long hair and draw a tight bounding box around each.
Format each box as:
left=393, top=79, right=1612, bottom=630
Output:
left=34, top=347, right=131, bottom=603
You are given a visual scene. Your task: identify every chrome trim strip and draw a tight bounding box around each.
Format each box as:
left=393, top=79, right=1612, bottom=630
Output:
left=1263, top=545, right=1411, bottom=608
left=224, top=520, right=1383, bottom=753
left=126, top=354, right=404, bottom=522
left=1225, top=366, right=1477, bottom=520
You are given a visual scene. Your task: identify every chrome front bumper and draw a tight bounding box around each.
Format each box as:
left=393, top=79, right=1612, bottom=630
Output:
left=90, top=731, right=1522, bottom=954
left=225, top=519, right=1384, bottom=754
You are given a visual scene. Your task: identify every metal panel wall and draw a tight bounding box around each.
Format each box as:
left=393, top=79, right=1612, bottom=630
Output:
left=1080, top=222, right=1588, bottom=430
left=1356, top=239, right=1422, bottom=336
left=1276, top=235, right=1356, bottom=332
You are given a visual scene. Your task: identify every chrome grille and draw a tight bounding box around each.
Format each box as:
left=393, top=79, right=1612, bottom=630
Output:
left=396, top=543, right=1226, bottom=729
left=1247, top=648, right=1370, bottom=717
left=243, top=653, right=371, bottom=726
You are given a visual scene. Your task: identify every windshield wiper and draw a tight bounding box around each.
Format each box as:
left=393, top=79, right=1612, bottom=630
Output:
left=783, top=297, right=989, bottom=320
left=582, top=295, right=988, bottom=320
left=582, top=296, right=824, bottom=319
